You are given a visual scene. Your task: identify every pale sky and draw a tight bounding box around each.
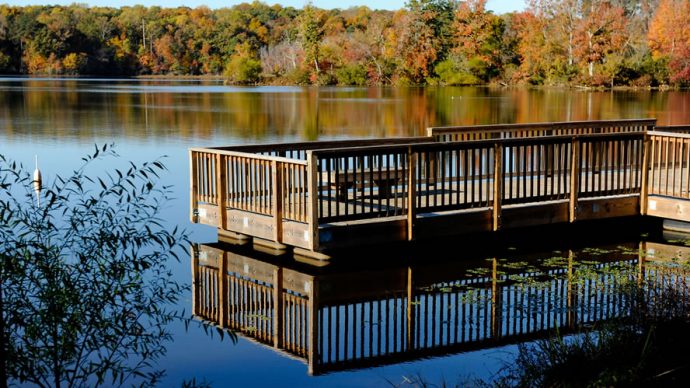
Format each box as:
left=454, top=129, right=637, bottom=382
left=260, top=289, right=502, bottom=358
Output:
left=5, top=0, right=527, bottom=14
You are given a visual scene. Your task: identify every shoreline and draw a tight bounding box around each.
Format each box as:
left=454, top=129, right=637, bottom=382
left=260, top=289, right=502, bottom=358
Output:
left=0, top=74, right=686, bottom=91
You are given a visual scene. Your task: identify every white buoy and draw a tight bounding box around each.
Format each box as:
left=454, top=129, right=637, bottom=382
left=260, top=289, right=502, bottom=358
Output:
left=33, top=155, right=42, bottom=206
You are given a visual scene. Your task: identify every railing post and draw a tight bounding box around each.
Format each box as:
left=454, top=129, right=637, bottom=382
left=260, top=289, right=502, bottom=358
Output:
left=307, top=151, right=320, bottom=251
left=570, top=138, right=581, bottom=223
left=493, top=144, right=503, bottom=231
left=273, top=267, right=284, bottom=348
left=640, top=134, right=651, bottom=215
left=307, top=277, right=319, bottom=375
left=218, top=251, right=228, bottom=328
left=190, top=150, right=198, bottom=223
left=407, top=147, right=417, bottom=241
left=215, top=153, right=227, bottom=229
left=272, top=160, right=283, bottom=243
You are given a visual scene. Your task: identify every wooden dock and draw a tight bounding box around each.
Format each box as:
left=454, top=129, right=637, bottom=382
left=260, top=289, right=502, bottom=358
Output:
left=190, top=119, right=690, bottom=258
left=191, top=241, right=690, bottom=375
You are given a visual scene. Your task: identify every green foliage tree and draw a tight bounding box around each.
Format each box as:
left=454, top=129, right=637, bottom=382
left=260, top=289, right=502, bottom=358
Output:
left=0, top=145, right=188, bottom=387
left=298, top=3, right=324, bottom=76
left=334, top=63, right=368, bottom=85
left=434, top=55, right=481, bottom=85
left=225, top=55, right=262, bottom=84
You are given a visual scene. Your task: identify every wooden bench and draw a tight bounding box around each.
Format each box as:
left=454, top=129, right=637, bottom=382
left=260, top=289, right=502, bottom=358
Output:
left=321, top=169, right=405, bottom=200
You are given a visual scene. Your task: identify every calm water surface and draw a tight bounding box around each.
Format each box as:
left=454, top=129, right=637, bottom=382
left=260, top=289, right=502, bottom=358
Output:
left=2, top=78, right=690, bottom=386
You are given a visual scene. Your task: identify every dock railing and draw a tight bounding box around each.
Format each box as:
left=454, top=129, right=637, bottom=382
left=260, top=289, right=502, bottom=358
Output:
left=645, top=130, right=690, bottom=219
left=427, top=118, right=656, bottom=142
left=311, top=132, right=644, bottom=235
left=190, top=137, right=434, bottom=251
left=192, top=125, right=649, bottom=253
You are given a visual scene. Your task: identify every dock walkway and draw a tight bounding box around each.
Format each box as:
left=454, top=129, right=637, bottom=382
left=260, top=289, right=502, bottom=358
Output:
left=190, top=119, right=690, bottom=257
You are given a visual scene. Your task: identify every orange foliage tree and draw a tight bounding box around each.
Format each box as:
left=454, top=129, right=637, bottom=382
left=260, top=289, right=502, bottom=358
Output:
left=649, top=0, right=690, bottom=84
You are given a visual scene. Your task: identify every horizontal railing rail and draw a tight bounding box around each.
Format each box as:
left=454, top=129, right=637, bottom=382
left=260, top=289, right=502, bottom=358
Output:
left=654, top=125, right=690, bottom=133
left=428, top=119, right=656, bottom=142
left=207, top=137, right=434, bottom=161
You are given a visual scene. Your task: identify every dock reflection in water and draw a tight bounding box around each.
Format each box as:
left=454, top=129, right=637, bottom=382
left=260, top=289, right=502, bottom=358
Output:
left=191, top=240, right=690, bottom=376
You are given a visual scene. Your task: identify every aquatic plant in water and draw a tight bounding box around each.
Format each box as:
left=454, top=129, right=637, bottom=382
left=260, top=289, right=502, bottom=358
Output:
left=0, top=145, right=188, bottom=387
left=496, top=260, right=690, bottom=386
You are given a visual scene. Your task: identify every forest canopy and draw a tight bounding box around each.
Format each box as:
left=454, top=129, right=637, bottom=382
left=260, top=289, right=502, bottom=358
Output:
left=0, top=0, right=687, bottom=87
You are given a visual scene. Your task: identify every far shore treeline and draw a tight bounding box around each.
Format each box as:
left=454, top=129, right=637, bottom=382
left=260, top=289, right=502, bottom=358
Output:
left=0, top=0, right=688, bottom=87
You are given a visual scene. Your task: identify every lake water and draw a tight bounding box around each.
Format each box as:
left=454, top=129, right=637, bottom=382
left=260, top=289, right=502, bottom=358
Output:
left=2, top=78, right=690, bottom=386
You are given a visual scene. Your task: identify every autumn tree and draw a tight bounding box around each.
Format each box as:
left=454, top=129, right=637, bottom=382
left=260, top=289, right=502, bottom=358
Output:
left=451, top=0, right=505, bottom=81
left=298, top=3, right=324, bottom=77
left=648, top=0, right=690, bottom=84
left=0, top=1, right=681, bottom=86
left=397, top=0, right=455, bottom=84
left=573, top=0, right=627, bottom=81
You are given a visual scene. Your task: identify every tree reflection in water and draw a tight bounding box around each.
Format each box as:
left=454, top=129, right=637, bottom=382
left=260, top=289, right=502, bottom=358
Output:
left=0, top=145, right=187, bottom=387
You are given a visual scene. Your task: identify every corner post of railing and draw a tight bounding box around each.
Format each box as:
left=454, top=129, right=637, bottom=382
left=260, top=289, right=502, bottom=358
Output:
left=407, top=146, right=417, bottom=241
left=426, top=127, right=434, bottom=139
left=569, top=137, right=581, bottom=223
left=189, top=150, right=198, bottom=223
left=272, top=159, right=284, bottom=244
left=307, top=276, right=320, bottom=375
left=493, top=143, right=503, bottom=231
left=307, top=151, right=320, bottom=251
left=272, top=267, right=284, bottom=348
left=216, top=153, right=228, bottom=229
left=640, top=132, right=651, bottom=215
left=218, top=251, right=228, bottom=328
